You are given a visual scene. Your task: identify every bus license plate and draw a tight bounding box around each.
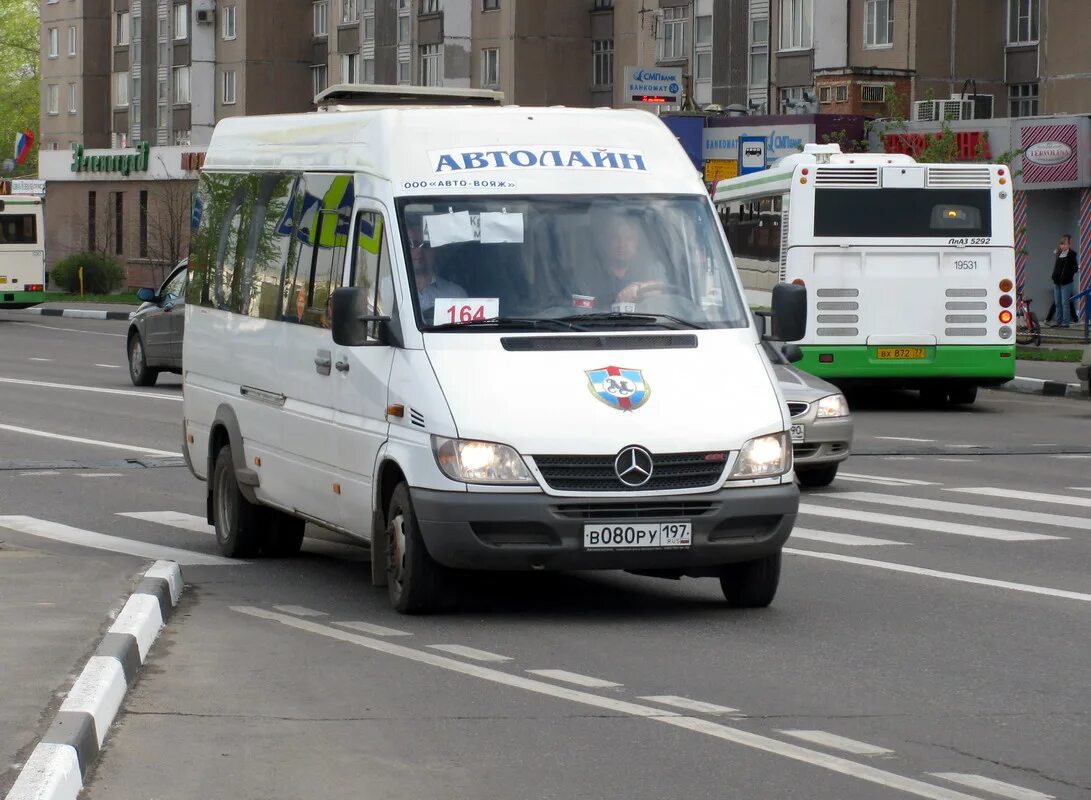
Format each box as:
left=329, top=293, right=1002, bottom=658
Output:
left=877, top=347, right=926, bottom=359
left=584, top=522, right=692, bottom=550
left=790, top=424, right=805, bottom=443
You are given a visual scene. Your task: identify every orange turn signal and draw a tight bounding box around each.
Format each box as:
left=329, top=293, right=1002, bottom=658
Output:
left=999, top=278, right=1013, bottom=292
left=999, top=310, right=1013, bottom=324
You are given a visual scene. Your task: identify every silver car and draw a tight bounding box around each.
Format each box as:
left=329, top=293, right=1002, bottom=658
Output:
left=763, top=341, right=854, bottom=488
left=127, top=260, right=187, bottom=386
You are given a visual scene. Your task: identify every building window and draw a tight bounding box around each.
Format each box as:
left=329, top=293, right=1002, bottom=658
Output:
left=780, top=86, right=807, bottom=112
left=174, top=129, right=191, bottom=145
left=363, top=15, right=376, bottom=40
left=694, top=15, right=712, bottom=84
left=695, top=51, right=712, bottom=81
left=173, top=65, right=191, bottom=103
left=222, top=70, right=237, bottom=104
left=342, top=0, right=358, bottom=23
left=695, top=14, right=712, bottom=46
left=174, top=4, right=188, bottom=39
left=312, top=64, right=328, bottom=97
left=48, top=27, right=58, bottom=58
left=593, top=0, right=613, bottom=8
left=139, top=190, right=149, bottom=258
left=482, top=47, right=499, bottom=88
left=398, top=14, right=410, bottom=42
left=865, top=0, right=893, bottom=47
left=88, top=191, right=96, bottom=252
left=592, top=38, right=613, bottom=87
left=340, top=53, right=359, bottom=82
left=67, top=83, right=77, bottom=113
left=1009, top=82, right=1038, bottom=116
left=860, top=83, right=888, bottom=103
left=68, top=26, right=77, bottom=56
left=1008, top=0, right=1039, bottom=43
left=115, top=72, right=129, bottom=106
left=420, top=43, right=441, bottom=85
left=659, top=6, right=687, bottom=61
left=483, top=0, right=499, bottom=9
left=819, top=86, right=832, bottom=103
left=46, top=84, right=59, bottom=115
left=114, top=193, right=124, bottom=256
left=363, top=57, right=375, bottom=83
left=222, top=5, right=236, bottom=39
left=749, top=17, right=768, bottom=86
left=421, top=0, right=442, bottom=14
left=780, top=0, right=813, bottom=50
left=398, top=59, right=410, bottom=84
left=314, top=1, right=328, bottom=36
left=835, top=84, right=848, bottom=102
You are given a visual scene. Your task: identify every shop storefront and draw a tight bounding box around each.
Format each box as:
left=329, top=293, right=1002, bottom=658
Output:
left=38, top=142, right=206, bottom=290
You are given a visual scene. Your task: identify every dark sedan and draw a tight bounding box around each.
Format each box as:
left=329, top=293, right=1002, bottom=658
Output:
left=127, top=261, right=187, bottom=386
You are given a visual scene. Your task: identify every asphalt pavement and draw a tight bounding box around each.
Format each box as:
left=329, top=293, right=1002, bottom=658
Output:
left=1, top=310, right=1089, bottom=800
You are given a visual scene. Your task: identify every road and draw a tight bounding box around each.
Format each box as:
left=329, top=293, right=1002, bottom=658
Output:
left=1, top=311, right=1089, bottom=800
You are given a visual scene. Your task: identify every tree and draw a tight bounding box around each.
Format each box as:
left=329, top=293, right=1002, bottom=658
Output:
left=145, top=181, right=195, bottom=285
left=0, top=0, right=40, bottom=178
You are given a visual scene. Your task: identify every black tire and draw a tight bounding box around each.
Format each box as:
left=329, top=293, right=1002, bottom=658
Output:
left=719, top=551, right=782, bottom=608
left=920, top=386, right=948, bottom=407
left=128, top=333, right=159, bottom=386
left=261, top=508, right=305, bottom=557
left=211, top=445, right=263, bottom=558
left=386, top=483, right=446, bottom=614
left=948, top=385, right=978, bottom=406
left=797, top=463, right=839, bottom=488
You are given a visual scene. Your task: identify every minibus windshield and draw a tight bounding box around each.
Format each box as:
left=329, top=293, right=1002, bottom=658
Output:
left=396, top=194, right=749, bottom=331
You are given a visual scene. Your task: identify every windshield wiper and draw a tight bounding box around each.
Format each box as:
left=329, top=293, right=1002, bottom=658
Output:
left=429, top=316, right=587, bottom=332
left=555, top=312, right=704, bottom=330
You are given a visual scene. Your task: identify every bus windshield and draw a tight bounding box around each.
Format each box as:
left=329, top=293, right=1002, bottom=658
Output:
left=814, top=188, right=992, bottom=238
left=396, top=194, right=749, bottom=331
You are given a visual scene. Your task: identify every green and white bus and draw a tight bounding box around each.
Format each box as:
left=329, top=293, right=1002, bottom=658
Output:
left=0, top=194, right=47, bottom=309
left=714, top=144, right=1016, bottom=405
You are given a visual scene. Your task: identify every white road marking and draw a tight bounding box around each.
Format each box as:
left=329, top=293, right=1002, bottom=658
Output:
left=874, top=436, right=935, bottom=443
left=778, top=730, right=894, bottom=756
left=784, top=548, right=1091, bottom=604
left=118, top=511, right=213, bottom=534
left=799, top=504, right=1063, bottom=542
left=1070, top=487, right=1091, bottom=492
left=28, top=357, right=52, bottom=362
left=946, top=444, right=982, bottom=449
left=271, top=605, right=328, bottom=617
left=1050, top=454, right=1091, bottom=459
left=791, top=527, right=907, bottom=547
left=428, top=644, right=512, bottom=662
left=526, top=669, right=621, bottom=688
left=638, top=696, right=739, bottom=715
left=0, top=375, right=181, bottom=401
left=938, top=458, right=974, bottom=463
left=231, top=607, right=989, bottom=800
left=839, top=472, right=937, bottom=486
left=332, top=620, right=413, bottom=637
left=834, top=492, right=1089, bottom=530
left=12, top=321, right=125, bottom=337
left=950, top=487, right=1091, bottom=509
left=0, top=516, right=242, bottom=566
left=0, top=424, right=180, bottom=457
left=94, top=363, right=122, bottom=369
left=17, top=470, right=61, bottom=476
left=928, top=773, right=1055, bottom=800
left=77, top=472, right=125, bottom=478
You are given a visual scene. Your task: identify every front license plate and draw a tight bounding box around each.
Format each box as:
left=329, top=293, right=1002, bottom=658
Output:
left=876, top=347, right=927, bottom=360
left=584, top=521, right=692, bottom=550
left=790, top=424, right=805, bottom=443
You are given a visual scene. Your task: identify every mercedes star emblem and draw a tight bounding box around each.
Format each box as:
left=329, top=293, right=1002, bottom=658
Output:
left=614, top=446, right=654, bottom=487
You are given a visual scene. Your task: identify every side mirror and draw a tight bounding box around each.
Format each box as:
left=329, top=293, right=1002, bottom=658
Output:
left=771, top=283, right=807, bottom=342
left=136, top=287, right=156, bottom=303
left=331, top=286, right=394, bottom=347
left=782, top=343, right=804, bottom=363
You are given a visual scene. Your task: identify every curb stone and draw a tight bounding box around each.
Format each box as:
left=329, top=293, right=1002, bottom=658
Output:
left=995, top=376, right=1086, bottom=399
left=22, top=308, right=134, bottom=321
left=4, top=561, right=183, bottom=800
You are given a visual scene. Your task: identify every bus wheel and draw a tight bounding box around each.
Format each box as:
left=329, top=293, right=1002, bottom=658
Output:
left=211, top=444, right=263, bottom=558
left=948, top=385, right=978, bottom=406
left=386, top=483, right=446, bottom=614
left=128, top=333, right=159, bottom=386
left=720, top=551, right=781, bottom=608
left=920, top=386, right=949, bottom=407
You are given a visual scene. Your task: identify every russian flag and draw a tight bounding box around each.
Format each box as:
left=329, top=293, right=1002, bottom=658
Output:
left=15, top=129, right=34, bottom=165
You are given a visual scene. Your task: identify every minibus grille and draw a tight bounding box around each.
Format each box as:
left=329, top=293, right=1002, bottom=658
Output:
left=533, top=452, right=727, bottom=492
left=552, top=501, right=718, bottom=519
left=814, top=167, right=879, bottom=186
left=926, top=165, right=992, bottom=188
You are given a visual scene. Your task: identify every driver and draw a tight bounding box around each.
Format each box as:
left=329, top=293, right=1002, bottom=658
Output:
left=581, top=213, right=663, bottom=306
left=406, top=218, right=466, bottom=320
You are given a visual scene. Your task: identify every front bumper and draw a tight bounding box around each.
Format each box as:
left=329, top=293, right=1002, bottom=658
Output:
left=792, top=414, right=853, bottom=467
left=411, top=483, right=798, bottom=573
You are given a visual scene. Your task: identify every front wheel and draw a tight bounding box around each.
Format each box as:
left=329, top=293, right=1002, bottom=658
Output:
left=128, top=333, right=159, bottom=386
left=211, top=445, right=262, bottom=558
left=797, top=464, right=839, bottom=488
left=386, top=483, right=447, bottom=614
left=948, top=385, right=978, bottom=406
left=719, top=551, right=781, bottom=608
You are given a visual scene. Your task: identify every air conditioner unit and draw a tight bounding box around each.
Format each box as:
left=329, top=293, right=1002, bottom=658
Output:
left=196, top=8, right=213, bottom=23
left=912, top=99, right=974, bottom=121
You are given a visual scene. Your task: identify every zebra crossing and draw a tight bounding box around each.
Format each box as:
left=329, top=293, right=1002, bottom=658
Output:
left=0, top=477, right=1087, bottom=567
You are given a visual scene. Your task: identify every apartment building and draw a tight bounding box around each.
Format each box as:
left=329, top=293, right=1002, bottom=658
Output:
left=40, top=0, right=111, bottom=151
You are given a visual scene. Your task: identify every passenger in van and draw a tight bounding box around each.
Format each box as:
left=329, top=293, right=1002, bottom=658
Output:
left=406, top=219, right=467, bottom=320
left=580, top=213, right=664, bottom=307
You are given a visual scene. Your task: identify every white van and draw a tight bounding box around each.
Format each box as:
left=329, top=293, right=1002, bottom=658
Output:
left=182, top=100, right=807, bottom=613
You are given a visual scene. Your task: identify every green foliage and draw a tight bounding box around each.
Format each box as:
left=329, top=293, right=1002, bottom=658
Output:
left=51, top=253, right=126, bottom=294
left=0, top=0, right=40, bottom=177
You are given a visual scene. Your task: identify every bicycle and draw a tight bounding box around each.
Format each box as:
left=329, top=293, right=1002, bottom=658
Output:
left=1015, top=293, right=1041, bottom=347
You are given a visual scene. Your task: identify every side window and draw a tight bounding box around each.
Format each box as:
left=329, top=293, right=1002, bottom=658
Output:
left=187, top=172, right=248, bottom=308
left=284, top=174, right=354, bottom=327
left=162, top=268, right=186, bottom=302
left=242, top=173, right=298, bottom=319
left=351, top=209, right=394, bottom=320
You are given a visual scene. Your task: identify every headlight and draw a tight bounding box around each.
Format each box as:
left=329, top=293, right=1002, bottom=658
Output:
left=432, top=436, right=535, bottom=485
left=816, top=394, right=849, bottom=418
left=727, top=432, right=792, bottom=480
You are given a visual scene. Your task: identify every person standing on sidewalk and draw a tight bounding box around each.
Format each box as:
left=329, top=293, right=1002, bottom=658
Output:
left=1050, top=234, right=1079, bottom=327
